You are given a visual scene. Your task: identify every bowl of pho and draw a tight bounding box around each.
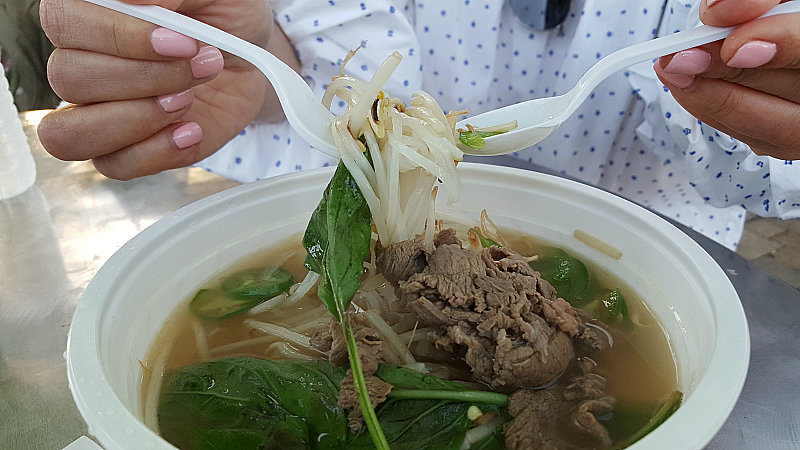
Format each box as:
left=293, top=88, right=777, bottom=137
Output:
left=66, top=51, right=748, bottom=450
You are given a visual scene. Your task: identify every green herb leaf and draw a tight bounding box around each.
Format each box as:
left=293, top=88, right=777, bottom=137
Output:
left=612, top=390, right=682, bottom=449
left=529, top=247, right=593, bottom=306
left=158, top=357, right=349, bottom=450
left=376, top=365, right=507, bottom=405
left=347, top=398, right=475, bottom=450
left=302, top=160, right=389, bottom=449
left=458, top=130, right=506, bottom=150
left=347, top=365, right=507, bottom=449
left=470, top=228, right=500, bottom=248
left=469, top=425, right=506, bottom=450
left=302, top=160, right=372, bottom=321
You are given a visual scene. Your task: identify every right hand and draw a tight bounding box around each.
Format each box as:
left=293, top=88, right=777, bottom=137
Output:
left=38, top=0, right=293, bottom=180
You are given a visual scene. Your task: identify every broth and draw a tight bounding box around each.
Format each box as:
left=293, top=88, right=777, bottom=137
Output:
left=141, top=229, right=679, bottom=448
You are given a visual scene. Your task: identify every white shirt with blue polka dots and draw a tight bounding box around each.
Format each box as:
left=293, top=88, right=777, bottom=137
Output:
left=195, top=0, right=800, bottom=250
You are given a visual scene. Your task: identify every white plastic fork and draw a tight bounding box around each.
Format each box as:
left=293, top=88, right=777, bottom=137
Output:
left=86, top=0, right=341, bottom=157
left=455, top=0, right=800, bottom=156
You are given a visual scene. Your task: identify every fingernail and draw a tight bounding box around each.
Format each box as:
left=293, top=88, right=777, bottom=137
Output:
left=706, top=0, right=724, bottom=7
left=663, top=49, right=711, bottom=76
left=190, top=46, right=224, bottom=79
left=172, top=122, right=203, bottom=148
left=151, top=27, right=197, bottom=58
left=158, top=89, right=194, bottom=113
left=654, top=62, right=694, bottom=89
left=727, top=40, right=777, bottom=68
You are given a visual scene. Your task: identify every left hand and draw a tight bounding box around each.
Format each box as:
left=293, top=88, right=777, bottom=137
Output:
left=654, top=0, right=800, bottom=160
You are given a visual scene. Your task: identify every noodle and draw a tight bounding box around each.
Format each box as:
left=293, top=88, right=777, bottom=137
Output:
left=244, top=319, right=315, bottom=351
left=361, top=310, right=415, bottom=365
left=192, top=319, right=210, bottom=361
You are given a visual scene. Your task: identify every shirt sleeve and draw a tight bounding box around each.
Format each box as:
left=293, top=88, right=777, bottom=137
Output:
left=627, top=0, right=800, bottom=219
left=196, top=0, right=422, bottom=182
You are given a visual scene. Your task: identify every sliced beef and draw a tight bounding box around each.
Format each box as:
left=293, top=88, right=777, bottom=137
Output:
left=379, top=229, right=602, bottom=389
left=310, top=318, right=389, bottom=431
left=338, top=371, right=393, bottom=432
left=375, top=234, right=431, bottom=287
left=504, top=368, right=616, bottom=450
left=310, top=317, right=383, bottom=374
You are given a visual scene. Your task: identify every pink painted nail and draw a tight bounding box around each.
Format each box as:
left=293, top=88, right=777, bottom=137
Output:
left=158, top=89, right=194, bottom=113
left=663, top=49, right=711, bottom=76
left=172, top=122, right=203, bottom=148
left=706, top=0, right=725, bottom=7
left=654, top=62, right=694, bottom=89
left=190, top=46, right=224, bottom=79
left=727, top=40, right=777, bottom=68
left=151, top=27, right=197, bottom=58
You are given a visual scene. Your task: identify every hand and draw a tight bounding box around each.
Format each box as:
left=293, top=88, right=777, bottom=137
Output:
left=38, top=0, right=298, bottom=180
left=654, top=0, right=800, bottom=160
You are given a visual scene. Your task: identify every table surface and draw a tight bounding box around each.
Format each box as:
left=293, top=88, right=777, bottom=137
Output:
left=1, top=113, right=799, bottom=449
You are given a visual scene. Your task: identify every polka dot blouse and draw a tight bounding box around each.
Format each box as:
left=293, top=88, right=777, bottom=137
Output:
left=195, top=0, right=800, bottom=250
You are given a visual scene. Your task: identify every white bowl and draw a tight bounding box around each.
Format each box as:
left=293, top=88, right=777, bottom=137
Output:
left=66, top=163, right=749, bottom=449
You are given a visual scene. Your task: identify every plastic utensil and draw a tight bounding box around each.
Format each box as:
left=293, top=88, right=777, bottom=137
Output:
left=85, top=0, right=341, bottom=157
left=455, top=0, right=800, bottom=156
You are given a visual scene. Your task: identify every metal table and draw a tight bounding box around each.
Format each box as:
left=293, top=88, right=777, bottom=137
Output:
left=1, top=113, right=798, bottom=449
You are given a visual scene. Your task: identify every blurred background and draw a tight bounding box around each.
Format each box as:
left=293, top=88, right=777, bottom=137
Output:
left=1, top=0, right=799, bottom=291
left=1, top=0, right=60, bottom=112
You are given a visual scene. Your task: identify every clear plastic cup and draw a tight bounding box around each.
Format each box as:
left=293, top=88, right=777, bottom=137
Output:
left=0, top=70, right=37, bottom=200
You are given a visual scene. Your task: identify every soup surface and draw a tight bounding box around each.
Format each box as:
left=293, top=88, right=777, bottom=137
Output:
left=141, top=228, right=679, bottom=449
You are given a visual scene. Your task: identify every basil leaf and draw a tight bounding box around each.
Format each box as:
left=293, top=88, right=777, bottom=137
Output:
left=583, top=288, right=632, bottom=330
left=375, top=364, right=470, bottom=391
left=302, top=160, right=372, bottom=320
left=346, top=365, right=507, bottom=449
left=301, top=159, right=390, bottom=449
left=458, top=130, right=506, bottom=150
left=158, top=357, right=349, bottom=450
left=529, top=247, right=593, bottom=306
left=347, top=398, right=475, bottom=450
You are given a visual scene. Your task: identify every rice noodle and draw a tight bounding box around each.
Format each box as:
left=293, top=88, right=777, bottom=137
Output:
left=267, top=342, right=316, bottom=361
left=285, top=271, right=321, bottom=303
left=192, top=319, right=210, bottom=360
left=459, top=415, right=508, bottom=450
left=244, top=319, right=315, bottom=351
left=247, top=293, right=289, bottom=315
left=360, top=273, right=387, bottom=293
left=361, top=310, right=415, bottom=365
left=209, top=334, right=277, bottom=357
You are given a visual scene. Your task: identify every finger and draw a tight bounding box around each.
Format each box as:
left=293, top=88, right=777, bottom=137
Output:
left=655, top=63, right=800, bottom=158
left=699, top=0, right=779, bottom=27
left=91, top=122, right=208, bottom=180
left=47, top=46, right=224, bottom=104
left=40, top=0, right=199, bottom=59
left=38, top=89, right=194, bottom=161
left=658, top=46, right=800, bottom=104
left=719, top=11, right=800, bottom=69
